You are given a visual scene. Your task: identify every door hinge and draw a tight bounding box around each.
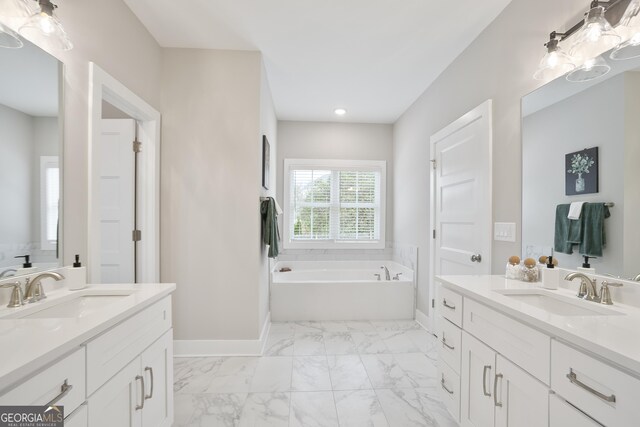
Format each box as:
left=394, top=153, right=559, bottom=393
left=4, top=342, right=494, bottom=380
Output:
left=132, top=230, right=142, bottom=242
left=432, top=299, right=435, bottom=308
left=133, top=140, right=142, bottom=153
left=433, top=229, right=436, bottom=239
left=430, top=159, right=436, bottom=170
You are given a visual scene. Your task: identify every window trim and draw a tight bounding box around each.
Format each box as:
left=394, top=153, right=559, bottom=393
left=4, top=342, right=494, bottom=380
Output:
left=283, top=159, right=386, bottom=249
left=40, top=156, right=59, bottom=251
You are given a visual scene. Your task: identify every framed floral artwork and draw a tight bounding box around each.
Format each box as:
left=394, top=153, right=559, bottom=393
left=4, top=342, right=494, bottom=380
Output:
left=565, top=147, right=598, bottom=196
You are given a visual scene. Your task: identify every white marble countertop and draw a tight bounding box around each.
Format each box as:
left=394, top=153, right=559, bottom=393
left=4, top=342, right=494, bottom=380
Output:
left=0, top=283, right=175, bottom=393
left=437, top=275, right=640, bottom=375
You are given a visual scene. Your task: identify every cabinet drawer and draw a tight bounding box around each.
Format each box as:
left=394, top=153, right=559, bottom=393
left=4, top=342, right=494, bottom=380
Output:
left=86, top=296, right=172, bottom=395
left=550, top=394, right=603, bottom=427
left=65, top=404, right=88, bottom=427
left=551, top=340, right=640, bottom=427
left=0, top=347, right=85, bottom=415
left=437, top=317, right=462, bottom=373
left=463, top=298, right=550, bottom=384
left=438, top=356, right=460, bottom=422
left=439, top=285, right=463, bottom=327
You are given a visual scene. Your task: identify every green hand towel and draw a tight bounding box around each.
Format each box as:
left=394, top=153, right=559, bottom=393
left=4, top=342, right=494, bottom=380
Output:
left=554, top=204, right=582, bottom=254
left=579, top=203, right=610, bottom=257
left=261, top=198, right=280, bottom=258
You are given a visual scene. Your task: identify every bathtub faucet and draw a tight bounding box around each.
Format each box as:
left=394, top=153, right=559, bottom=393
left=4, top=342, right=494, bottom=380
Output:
left=380, top=266, right=390, bottom=281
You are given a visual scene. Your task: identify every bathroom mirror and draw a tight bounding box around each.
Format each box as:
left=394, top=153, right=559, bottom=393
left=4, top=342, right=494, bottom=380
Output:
left=0, top=36, right=62, bottom=278
left=522, top=49, right=640, bottom=279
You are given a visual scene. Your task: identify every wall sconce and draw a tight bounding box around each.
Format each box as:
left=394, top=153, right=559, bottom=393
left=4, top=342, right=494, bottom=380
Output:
left=534, top=0, right=639, bottom=83
left=19, top=0, right=72, bottom=51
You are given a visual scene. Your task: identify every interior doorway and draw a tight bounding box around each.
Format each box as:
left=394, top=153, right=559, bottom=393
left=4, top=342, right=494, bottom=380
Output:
left=88, top=63, right=160, bottom=284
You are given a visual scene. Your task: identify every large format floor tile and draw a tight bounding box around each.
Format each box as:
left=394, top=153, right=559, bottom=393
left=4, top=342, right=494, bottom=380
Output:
left=174, top=320, right=458, bottom=427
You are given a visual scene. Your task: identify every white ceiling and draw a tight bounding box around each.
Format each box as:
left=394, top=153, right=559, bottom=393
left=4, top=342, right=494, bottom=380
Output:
left=123, top=0, right=513, bottom=123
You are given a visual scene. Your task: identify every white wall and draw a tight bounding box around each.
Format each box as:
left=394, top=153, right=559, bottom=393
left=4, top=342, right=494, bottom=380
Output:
left=259, top=63, right=278, bottom=332
left=624, top=72, right=640, bottom=279
left=393, top=0, right=588, bottom=314
left=161, top=48, right=266, bottom=341
left=522, top=74, right=625, bottom=275
left=1, top=0, right=163, bottom=267
left=276, top=121, right=394, bottom=245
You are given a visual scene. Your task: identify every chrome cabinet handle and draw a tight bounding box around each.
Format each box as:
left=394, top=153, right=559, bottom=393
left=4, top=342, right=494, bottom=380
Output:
left=442, top=299, right=456, bottom=310
left=144, top=367, right=154, bottom=400
left=567, top=370, right=616, bottom=403
left=44, top=380, right=72, bottom=407
left=441, top=375, right=454, bottom=395
left=441, top=334, right=455, bottom=350
left=482, top=365, right=492, bottom=397
left=135, top=375, right=145, bottom=410
left=471, top=254, right=482, bottom=263
left=494, top=373, right=503, bottom=407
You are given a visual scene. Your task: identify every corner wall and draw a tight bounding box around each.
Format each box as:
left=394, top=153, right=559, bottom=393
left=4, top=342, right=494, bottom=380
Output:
left=393, top=0, right=587, bottom=314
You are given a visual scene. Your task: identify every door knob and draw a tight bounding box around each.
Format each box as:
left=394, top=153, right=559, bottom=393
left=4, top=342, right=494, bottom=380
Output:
left=471, top=254, right=482, bottom=263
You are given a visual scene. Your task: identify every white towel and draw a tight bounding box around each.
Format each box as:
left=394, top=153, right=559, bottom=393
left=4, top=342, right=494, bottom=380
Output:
left=568, top=202, right=586, bottom=220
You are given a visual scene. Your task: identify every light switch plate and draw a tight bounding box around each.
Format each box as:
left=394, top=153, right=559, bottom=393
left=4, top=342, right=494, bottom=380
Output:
left=494, top=222, right=516, bottom=242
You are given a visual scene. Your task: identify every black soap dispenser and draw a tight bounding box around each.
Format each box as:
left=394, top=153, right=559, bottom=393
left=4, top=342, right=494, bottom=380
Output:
left=67, top=254, right=87, bottom=290
left=578, top=255, right=596, bottom=274
left=15, top=255, right=37, bottom=275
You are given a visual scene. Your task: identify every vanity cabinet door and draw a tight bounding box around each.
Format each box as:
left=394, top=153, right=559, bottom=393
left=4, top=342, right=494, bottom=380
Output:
left=461, top=331, right=496, bottom=427
left=141, top=329, right=173, bottom=427
left=87, top=357, right=143, bottom=427
left=495, top=355, right=549, bottom=427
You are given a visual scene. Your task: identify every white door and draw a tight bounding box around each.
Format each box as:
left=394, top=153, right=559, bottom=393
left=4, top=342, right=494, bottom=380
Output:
left=495, top=355, right=549, bottom=427
left=430, top=100, right=492, bottom=323
left=99, top=119, right=135, bottom=283
left=87, top=357, right=142, bottom=427
left=141, top=330, right=173, bottom=427
left=461, top=331, right=496, bottom=427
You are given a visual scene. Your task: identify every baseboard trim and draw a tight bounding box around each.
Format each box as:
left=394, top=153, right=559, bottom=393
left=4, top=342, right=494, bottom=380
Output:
left=175, top=312, right=271, bottom=357
left=415, top=308, right=432, bottom=333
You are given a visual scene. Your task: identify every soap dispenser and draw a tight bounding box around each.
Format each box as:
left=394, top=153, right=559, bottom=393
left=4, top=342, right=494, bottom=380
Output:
left=541, top=254, right=559, bottom=290
left=15, top=255, right=37, bottom=276
left=66, top=254, right=87, bottom=290
left=578, top=256, right=596, bottom=274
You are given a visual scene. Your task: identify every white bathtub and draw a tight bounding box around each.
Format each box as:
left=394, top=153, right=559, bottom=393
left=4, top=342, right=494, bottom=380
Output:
left=271, top=261, right=415, bottom=321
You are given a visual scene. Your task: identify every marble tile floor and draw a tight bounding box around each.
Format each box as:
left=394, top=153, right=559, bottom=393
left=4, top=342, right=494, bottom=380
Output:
left=174, top=320, right=458, bottom=427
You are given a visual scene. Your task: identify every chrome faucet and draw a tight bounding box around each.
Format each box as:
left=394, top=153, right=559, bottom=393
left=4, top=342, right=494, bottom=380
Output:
left=564, top=272, right=599, bottom=302
left=380, top=266, right=390, bottom=281
left=634, top=274, right=640, bottom=282
left=0, top=269, right=16, bottom=279
left=24, top=272, right=65, bottom=303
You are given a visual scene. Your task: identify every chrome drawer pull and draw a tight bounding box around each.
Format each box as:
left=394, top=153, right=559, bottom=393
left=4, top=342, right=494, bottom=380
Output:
left=144, top=366, right=154, bottom=400
left=44, top=380, right=72, bottom=407
left=442, top=299, right=456, bottom=310
left=441, top=375, right=454, bottom=395
left=494, top=373, right=503, bottom=407
left=482, top=365, right=492, bottom=397
left=135, top=375, right=145, bottom=410
left=441, top=336, right=455, bottom=350
left=567, top=370, right=616, bottom=403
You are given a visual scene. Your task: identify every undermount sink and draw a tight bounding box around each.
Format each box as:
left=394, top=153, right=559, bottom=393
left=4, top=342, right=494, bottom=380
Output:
left=1, top=291, right=134, bottom=319
left=494, top=289, right=624, bottom=316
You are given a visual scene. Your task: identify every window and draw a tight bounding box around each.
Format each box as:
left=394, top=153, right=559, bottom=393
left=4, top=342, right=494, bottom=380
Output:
left=283, top=159, right=386, bottom=249
left=40, top=156, right=59, bottom=251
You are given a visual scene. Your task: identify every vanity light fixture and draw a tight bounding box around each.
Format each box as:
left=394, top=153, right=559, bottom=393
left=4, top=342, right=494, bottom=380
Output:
left=569, top=5, right=621, bottom=61
left=566, top=54, right=611, bottom=82
left=533, top=32, right=576, bottom=81
left=0, top=22, right=23, bottom=48
left=19, top=0, right=72, bottom=51
left=334, top=108, right=347, bottom=116
left=610, top=0, right=640, bottom=59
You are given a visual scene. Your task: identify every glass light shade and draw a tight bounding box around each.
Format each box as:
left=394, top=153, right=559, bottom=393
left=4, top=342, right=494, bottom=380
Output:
left=0, top=0, right=37, bottom=18
left=19, top=10, right=72, bottom=51
left=566, top=55, right=611, bottom=82
left=533, top=42, right=575, bottom=81
left=0, top=21, right=23, bottom=48
left=610, top=0, right=640, bottom=60
left=569, top=6, right=621, bottom=60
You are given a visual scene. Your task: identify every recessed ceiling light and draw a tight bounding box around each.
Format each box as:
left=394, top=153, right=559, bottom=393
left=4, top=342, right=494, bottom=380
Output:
left=334, top=108, right=347, bottom=116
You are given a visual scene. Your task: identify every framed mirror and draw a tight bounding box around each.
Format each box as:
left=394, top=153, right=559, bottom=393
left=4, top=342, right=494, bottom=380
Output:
left=522, top=50, right=640, bottom=279
left=0, top=36, right=63, bottom=278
